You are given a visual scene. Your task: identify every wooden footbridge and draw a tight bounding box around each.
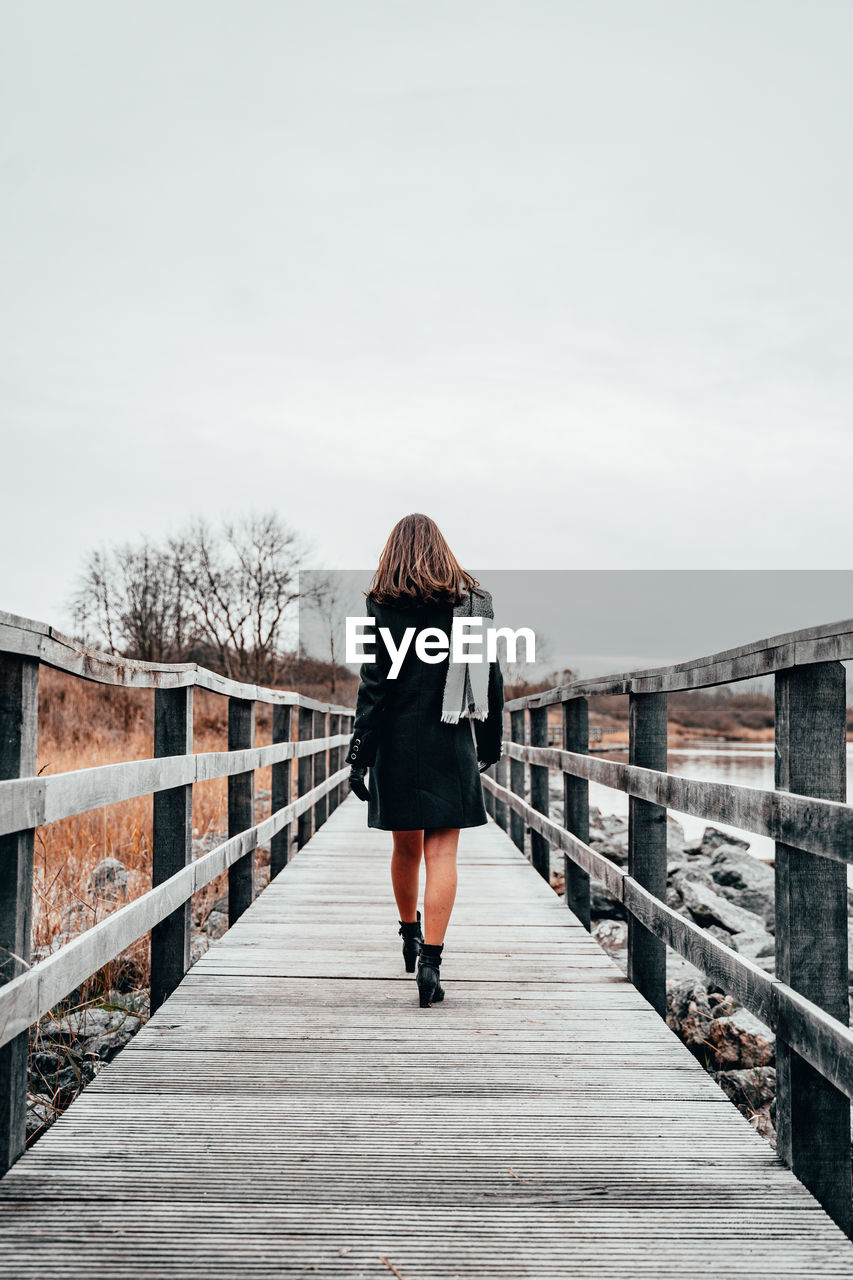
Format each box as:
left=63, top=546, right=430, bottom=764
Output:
left=2, top=610, right=853, bottom=1277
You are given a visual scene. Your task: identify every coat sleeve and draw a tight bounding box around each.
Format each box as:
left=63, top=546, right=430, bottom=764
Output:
left=345, top=598, right=392, bottom=769
left=474, top=657, right=505, bottom=767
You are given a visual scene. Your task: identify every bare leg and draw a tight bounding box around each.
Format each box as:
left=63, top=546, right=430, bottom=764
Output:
left=391, top=829, right=423, bottom=921
left=423, top=827, right=460, bottom=945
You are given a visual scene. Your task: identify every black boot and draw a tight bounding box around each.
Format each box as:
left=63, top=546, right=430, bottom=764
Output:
left=417, top=942, right=445, bottom=1007
left=398, top=911, right=423, bottom=974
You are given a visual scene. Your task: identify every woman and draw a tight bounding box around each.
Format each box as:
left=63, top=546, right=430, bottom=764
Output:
left=345, top=513, right=504, bottom=1008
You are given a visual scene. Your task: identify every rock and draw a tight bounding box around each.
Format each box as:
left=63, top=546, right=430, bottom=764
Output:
left=191, top=933, right=211, bottom=964
left=666, top=818, right=686, bottom=854
left=203, top=909, right=228, bottom=939
left=26, top=1094, right=56, bottom=1138
left=749, top=1106, right=777, bottom=1147
left=705, top=924, right=736, bottom=948
left=729, top=928, right=775, bottom=972
left=590, top=884, right=626, bottom=921
left=593, top=920, right=628, bottom=958
left=717, top=1066, right=776, bottom=1111
left=707, top=992, right=735, bottom=1017
left=591, top=810, right=627, bottom=838
left=107, top=988, right=149, bottom=1016
left=686, top=827, right=751, bottom=857
left=672, top=872, right=769, bottom=936
left=706, top=1008, right=775, bottom=1069
left=589, top=832, right=629, bottom=864
left=87, top=1012, right=143, bottom=1061
left=708, top=846, right=775, bottom=929
left=666, top=979, right=713, bottom=1050
left=88, top=858, right=129, bottom=903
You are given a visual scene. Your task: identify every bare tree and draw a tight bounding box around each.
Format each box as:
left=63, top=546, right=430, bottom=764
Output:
left=304, top=571, right=348, bottom=697
left=71, top=512, right=309, bottom=681
left=180, top=513, right=305, bottom=683
left=71, top=541, right=188, bottom=661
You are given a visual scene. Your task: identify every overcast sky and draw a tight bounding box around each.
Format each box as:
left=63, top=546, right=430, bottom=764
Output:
left=3, top=2, right=852, bottom=632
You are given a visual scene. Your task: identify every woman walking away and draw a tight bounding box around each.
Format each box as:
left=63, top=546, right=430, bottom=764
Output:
left=345, top=514, right=504, bottom=1007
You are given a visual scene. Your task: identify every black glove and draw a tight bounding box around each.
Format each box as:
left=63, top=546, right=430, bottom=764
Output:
left=349, top=766, right=369, bottom=802
left=478, top=761, right=493, bottom=774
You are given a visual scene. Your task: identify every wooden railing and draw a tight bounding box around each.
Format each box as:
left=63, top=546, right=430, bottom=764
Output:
left=0, top=610, right=354, bottom=1174
left=482, top=616, right=853, bottom=1236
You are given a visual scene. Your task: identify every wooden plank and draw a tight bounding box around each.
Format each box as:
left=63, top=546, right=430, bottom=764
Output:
left=627, top=692, right=668, bottom=1017
left=529, top=706, right=549, bottom=880
left=562, top=697, right=591, bottom=929
left=1, top=799, right=853, bottom=1278
left=774, top=662, right=851, bottom=1235
left=269, top=704, right=292, bottom=878
left=0, top=653, right=37, bottom=1175
left=150, top=687, right=193, bottom=1013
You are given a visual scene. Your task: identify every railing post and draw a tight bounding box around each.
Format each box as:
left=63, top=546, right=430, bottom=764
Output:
left=563, top=697, right=591, bottom=930
left=775, top=662, right=851, bottom=1235
left=338, top=712, right=352, bottom=808
left=627, top=691, right=667, bottom=1016
left=0, top=654, right=38, bottom=1175
left=483, top=768, right=495, bottom=819
left=493, top=724, right=508, bottom=834
left=297, top=705, right=314, bottom=849
left=529, top=706, right=550, bottom=881
left=227, top=697, right=255, bottom=926
left=509, top=709, right=526, bottom=853
left=270, top=703, right=292, bottom=878
left=150, top=687, right=193, bottom=1012
left=314, top=710, right=328, bottom=829
left=327, top=713, right=341, bottom=814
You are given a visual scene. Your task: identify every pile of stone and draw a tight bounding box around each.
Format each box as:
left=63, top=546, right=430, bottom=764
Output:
left=28, top=988, right=149, bottom=1140
left=561, top=808, right=786, bottom=1144
left=27, top=845, right=272, bottom=1145
left=666, top=976, right=777, bottom=1143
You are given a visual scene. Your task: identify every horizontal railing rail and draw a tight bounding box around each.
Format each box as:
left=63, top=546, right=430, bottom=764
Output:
left=504, top=615, right=853, bottom=706
left=0, top=610, right=354, bottom=1176
left=484, top=618, right=853, bottom=1237
left=0, top=735, right=349, bottom=836
left=0, top=609, right=353, bottom=711
left=504, top=742, right=853, bottom=865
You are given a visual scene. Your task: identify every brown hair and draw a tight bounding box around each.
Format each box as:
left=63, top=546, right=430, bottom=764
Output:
left=367, top=514, right=480, bottom=606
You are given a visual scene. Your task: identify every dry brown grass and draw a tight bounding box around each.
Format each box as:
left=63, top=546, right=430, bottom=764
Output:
left=34, top=669, right=279, bottom=994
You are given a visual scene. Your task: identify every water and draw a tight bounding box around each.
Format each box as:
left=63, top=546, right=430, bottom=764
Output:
left=585, top=740, right=853, bottom=865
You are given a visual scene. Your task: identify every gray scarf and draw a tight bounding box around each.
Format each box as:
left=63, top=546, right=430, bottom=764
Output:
left=440, top=588, right=493, bottom=724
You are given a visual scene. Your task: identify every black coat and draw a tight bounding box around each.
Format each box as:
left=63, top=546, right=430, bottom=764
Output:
left=345, top=591, right=505, bottom=832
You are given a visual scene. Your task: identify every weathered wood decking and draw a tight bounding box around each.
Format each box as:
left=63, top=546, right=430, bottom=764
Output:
left=2, top=798, right=852, bottom=1278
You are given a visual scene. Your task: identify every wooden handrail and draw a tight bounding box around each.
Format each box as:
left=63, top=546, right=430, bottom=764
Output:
left=490, top=631, right=853, bottom=1235
left=0, top=615, right=355, bottom=1175
left=0, top=610, right=353, bottom=714
left=0, top=769, right=347, bottom=1050
left=504, top=741, right=853, bottom=865
left=0, top=735, right=350, bottom=837
left=504, top=614, right=853, bottom=708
